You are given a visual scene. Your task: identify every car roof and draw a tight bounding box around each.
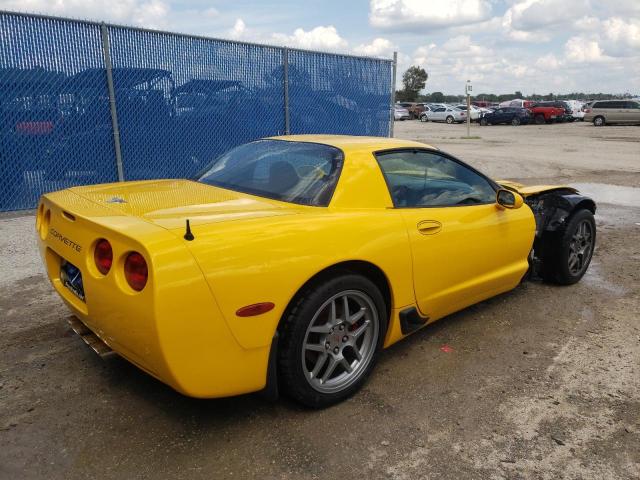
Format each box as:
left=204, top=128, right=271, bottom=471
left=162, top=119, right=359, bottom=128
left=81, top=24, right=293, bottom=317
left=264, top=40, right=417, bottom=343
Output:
left=267, top=134, right=436, bottom=153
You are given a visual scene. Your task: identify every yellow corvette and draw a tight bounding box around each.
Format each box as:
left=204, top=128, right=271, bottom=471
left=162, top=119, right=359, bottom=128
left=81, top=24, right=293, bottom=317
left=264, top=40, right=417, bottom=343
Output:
left=36, top=135, right=596, bottom=407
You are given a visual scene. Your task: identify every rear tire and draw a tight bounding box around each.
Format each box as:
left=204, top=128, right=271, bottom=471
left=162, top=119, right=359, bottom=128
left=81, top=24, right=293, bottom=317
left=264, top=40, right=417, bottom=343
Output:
left=446, top=116, right=454, bottom=124
left=278, top=273, right=387, bottom=408
left=542, top=209, right=596, bottom=285
left=511, top=117, right=521, bottom=126
left=534, top=114, right=545, bottom=125
left=480, top=117, right=488, bottom=126
left=593, top=116, right=605, bottom=127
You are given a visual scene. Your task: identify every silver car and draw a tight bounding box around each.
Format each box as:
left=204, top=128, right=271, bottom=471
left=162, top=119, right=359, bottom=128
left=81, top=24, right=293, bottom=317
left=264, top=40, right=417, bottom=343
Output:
left=584, top=100, right=640, bottom=126
left=421, top=106, right=467, bottom=124
left=394, top=106, right=411, bottom=121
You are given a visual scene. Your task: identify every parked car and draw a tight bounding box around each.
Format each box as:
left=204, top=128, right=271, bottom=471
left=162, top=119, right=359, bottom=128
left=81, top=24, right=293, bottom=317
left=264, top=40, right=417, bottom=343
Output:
left=396, top=102, right=424, bottom=119
left=532, top=101, right=572, bottom=122
left=421, top=106, right=466, bottom=124
left=563, top=100, right=585, bottom=121
left=583, top=100, right=640, bottom=126
left=454, top=104, right=481, bottom=121
left=499, top=99, right=535, bottom=109
left=37, top=135, right=596, bottom=407
left=394, top=106, right=411, bottom=121
left=480, top=107, right=531, bottom=126
left=527, top=103, right=566, bottom=124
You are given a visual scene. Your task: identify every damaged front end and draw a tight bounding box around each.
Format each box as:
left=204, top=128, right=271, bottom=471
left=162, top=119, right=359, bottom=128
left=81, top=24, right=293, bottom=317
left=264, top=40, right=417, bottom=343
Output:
left=498, top=181, right=597, bottom=280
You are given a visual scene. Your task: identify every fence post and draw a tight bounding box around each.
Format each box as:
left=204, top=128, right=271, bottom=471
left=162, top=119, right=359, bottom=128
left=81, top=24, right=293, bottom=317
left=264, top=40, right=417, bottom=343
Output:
left=100, top=23, right=124, bottom=182
left=389, top=51, right=397, bottom=138
left=283, top=47, right=290, bottom=135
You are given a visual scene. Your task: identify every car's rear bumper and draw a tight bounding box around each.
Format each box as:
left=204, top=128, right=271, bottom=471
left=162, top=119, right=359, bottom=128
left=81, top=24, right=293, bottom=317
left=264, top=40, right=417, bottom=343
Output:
left=38, top=192, right=270, bottom=398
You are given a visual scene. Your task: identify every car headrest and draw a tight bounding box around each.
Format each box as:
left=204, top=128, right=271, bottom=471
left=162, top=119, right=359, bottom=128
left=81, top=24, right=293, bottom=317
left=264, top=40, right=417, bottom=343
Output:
left=268, top=161, right=299, bottom=192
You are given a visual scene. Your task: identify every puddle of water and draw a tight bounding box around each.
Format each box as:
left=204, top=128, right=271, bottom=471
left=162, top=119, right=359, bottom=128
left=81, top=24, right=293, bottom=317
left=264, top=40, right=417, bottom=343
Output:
left=581, top=261, right=628, bottom=297
left=571, top=183, right=640, bottom=208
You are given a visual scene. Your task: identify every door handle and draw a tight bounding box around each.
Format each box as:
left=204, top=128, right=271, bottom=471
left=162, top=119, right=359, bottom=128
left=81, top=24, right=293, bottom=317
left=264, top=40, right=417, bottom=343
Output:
left=417, top=220, right=442, bottom=235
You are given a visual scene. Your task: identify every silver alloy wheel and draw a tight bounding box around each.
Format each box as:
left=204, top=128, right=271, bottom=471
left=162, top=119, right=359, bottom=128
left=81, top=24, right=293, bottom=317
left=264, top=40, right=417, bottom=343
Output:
left=446, top=116, right=453, bottom=124
left=568, top=219, right=594, bottom=276
left=301, top=290, right=379, bottom=394
left=594, top=117, right=604, bottom=126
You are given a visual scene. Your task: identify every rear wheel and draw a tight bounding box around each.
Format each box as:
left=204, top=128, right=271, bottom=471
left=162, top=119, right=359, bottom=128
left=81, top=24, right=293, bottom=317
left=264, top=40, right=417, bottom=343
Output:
left=278, top=273, right=386, bottom=408
left=542, top=209, right=596, bottom=285
left=480, top=117, right=488, bottom=126
left=534, top=114, right=545, bottom=125
left=593, top=116, right=605, bottom=127
left=446, top=116, right=454, bottom=124
left=511, top=117, right=521, bottom=126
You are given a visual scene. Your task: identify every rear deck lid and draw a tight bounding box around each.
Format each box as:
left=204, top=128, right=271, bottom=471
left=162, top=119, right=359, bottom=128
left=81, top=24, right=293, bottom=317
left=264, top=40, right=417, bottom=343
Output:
left=70, top=179, right=299, bottom=230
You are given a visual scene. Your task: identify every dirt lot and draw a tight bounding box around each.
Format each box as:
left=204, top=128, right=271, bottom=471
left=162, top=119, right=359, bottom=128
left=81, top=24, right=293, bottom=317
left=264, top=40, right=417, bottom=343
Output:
left=1, top=121, right=639, bottom=479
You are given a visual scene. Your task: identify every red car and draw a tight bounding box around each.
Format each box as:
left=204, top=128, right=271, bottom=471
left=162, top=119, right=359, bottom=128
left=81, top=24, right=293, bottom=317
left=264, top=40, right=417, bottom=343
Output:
left=527, top=103, right=566, bottom=125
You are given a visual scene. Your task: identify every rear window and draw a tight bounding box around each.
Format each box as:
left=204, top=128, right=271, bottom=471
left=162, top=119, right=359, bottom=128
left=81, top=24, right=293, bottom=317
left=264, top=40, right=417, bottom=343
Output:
left=196, top=140, right=343, bottom=206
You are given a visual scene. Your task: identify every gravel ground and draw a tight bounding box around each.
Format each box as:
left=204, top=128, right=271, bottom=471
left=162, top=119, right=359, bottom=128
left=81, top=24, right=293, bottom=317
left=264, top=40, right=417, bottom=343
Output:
left=1, top=121, right=639, bottom=479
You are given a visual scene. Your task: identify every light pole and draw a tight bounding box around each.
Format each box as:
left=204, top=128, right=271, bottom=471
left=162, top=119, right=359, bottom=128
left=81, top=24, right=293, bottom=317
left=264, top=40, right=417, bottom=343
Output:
left=465, top=80, right=472, bottom=137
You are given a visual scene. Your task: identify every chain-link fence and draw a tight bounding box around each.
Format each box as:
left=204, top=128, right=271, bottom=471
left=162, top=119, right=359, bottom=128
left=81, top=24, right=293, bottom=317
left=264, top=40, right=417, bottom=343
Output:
left=0, top=11, right=394, bottom=212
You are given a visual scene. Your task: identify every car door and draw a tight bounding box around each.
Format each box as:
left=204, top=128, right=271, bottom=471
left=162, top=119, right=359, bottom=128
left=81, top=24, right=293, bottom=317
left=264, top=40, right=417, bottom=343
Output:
left=375, top=149, right=535, bottom=320
left=624, top=101, right=640, bottom=123
left=431, top=107, right=446, bottom=121
left=492, top=108, right=505, bottom=123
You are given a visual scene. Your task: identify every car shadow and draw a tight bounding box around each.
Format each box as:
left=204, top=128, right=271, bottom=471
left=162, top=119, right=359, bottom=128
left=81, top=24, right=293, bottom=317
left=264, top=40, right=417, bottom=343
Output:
left=94, top=283, right=539, bottom=424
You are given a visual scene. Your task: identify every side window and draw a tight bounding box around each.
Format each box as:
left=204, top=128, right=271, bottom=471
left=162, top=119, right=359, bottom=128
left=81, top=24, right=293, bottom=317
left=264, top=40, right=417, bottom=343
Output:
left=376, top=150, right=497, bottom=208
left=435, top=107, right=446, bottom=112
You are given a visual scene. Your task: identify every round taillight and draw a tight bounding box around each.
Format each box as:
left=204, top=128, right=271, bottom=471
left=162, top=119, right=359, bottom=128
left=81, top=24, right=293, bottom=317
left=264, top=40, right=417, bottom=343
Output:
left=94, top=239, right=113, bottom=275
left=124, top=252, right=148, bottom=292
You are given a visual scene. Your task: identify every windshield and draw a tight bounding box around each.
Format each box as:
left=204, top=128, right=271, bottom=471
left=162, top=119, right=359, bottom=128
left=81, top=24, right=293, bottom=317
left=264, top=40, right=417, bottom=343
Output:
left=196, top=139, right=344, bottom=206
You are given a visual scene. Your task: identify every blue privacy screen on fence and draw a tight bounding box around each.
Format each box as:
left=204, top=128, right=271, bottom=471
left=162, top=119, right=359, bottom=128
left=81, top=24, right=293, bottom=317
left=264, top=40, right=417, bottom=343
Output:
left=0, top=11, right=394, bottom=211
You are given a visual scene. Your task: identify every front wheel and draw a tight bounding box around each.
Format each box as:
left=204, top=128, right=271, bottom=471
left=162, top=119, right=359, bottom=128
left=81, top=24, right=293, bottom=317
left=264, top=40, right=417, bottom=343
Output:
left=534, top=114, right=545, bottom=125
left=278, top=274, right=386, bottom=408
left=446, top=115, right=454, bottom=124
left=480, top=117, right=488, bottom=126
left=542, top=209, right=596, bottom=285
left=420, top=115, right=429, bottom=122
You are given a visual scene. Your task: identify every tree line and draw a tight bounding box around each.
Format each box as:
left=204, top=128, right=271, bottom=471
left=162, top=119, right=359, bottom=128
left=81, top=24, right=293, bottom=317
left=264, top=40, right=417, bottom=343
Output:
left=395, top=65, right=636, bottom=103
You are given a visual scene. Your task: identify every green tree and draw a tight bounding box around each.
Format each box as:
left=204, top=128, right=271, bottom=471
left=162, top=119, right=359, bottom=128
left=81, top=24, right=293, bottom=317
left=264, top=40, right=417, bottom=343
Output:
left=399, top=66, right=428, bottom=102
left=514, top=91, right=524, bottom=98
left=428, top=91, right=445, bottom=103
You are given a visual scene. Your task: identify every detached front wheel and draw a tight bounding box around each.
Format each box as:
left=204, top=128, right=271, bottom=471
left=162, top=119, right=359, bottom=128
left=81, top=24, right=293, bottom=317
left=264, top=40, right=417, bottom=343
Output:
left=543, top=209, right=596, bottom=285
left=278, top=274, right=386, bottom=408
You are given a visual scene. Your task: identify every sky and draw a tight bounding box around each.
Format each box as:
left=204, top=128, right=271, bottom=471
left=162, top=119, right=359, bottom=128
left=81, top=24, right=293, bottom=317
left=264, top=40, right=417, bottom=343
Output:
left=1, top=0, right=639, bottom=95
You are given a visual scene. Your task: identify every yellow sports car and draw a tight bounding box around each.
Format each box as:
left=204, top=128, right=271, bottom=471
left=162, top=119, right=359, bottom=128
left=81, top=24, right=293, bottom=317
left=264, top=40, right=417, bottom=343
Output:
left=36, top=135, right=596, bottom=407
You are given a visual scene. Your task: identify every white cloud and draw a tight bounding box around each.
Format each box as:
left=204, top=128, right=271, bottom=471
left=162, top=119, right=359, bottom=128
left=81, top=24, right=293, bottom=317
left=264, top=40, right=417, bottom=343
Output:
left=229, top=18, right=246, bottom=39
left=601, top=17, right=640, bottom=55
left=564, top=36, right=605, bottom=63
left=535, top=53, right=561, bottom=70
left=506, top=0, right=591, bottom=32
left=369, top=0, right=492, bottom=31
left=271, top=25, right=348, bottom=51
left=0, top=0, right=170, bottom=28
left=353, top=37, right=396, bottom=57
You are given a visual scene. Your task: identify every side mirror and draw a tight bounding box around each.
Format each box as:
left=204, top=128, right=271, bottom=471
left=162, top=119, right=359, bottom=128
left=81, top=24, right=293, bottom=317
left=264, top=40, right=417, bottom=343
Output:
left=496, top=189, right=524, bottom=209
